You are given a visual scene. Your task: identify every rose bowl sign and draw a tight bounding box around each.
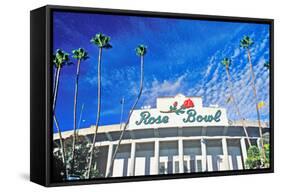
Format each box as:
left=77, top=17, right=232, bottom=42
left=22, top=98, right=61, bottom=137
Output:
left=128, top=94, right=229, bottom=130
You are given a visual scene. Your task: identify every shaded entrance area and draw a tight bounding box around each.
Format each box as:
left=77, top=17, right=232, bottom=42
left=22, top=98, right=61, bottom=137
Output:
left=112, top=144, right=131, bottom=177
left=159, top=141, right=178, bottom=174
left=227, top=139, right=243, bottom=170
left=134, top=142, right=155, bottom=176
left=206, top=140, right=224, bottom=171
left=183, top=140, right=202, bottom=173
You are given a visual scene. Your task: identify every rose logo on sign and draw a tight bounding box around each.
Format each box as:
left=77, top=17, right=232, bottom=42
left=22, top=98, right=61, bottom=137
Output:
left=183, top=99, right=194, bottom=108
left=161, top=99, right=195, bottom=115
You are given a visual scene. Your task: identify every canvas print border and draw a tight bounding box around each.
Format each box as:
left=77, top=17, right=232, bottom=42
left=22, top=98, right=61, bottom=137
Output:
left=30, top=5, right=274, bottom=187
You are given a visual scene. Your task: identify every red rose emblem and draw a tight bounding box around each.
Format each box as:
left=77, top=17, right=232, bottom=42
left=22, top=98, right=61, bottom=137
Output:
left=173, top=101, right=178, bottom=107
left=182, top=99, right=194, bottom=109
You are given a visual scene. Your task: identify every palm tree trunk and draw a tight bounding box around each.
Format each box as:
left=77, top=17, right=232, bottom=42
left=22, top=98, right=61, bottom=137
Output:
left=119, top=98, right=125, bottom=130
left=246, top=49, right=267, bottom=163
left=78, top=104, right=85, bottom=129
left=86, top=47, right=103, bottom=179
left=53, top=66, right=68, bottom=178
left=106, top=55, right=144, bottom=177
left=71, top=59, right=81, bottom=174
left=77, top=104, right=90, bottom=143
left=53, top=115, right=68, bottom=177
left=53, top=68, right=57, bottom=94
left=225, top=67, right=252, bottom=147
left=53, top=66, right=61, bottom=111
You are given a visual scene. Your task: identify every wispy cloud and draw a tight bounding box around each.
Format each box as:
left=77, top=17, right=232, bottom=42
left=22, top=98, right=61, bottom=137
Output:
left=140, top=73, right=188, bottom=106
left=186, top=28, right=270, bottom=122
left=53, top=12, right=270, bottom=131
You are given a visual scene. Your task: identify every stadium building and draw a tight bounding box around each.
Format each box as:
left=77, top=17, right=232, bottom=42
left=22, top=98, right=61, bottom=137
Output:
left=53, top=94, right=269, bottom=177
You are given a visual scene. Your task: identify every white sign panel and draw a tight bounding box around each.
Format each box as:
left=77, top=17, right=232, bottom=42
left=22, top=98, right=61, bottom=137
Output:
left=128, top=95, right=229, bottom=130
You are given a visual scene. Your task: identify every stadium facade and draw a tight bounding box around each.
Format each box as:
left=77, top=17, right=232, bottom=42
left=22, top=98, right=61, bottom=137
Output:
left=53, top=94, right=269, bottom=177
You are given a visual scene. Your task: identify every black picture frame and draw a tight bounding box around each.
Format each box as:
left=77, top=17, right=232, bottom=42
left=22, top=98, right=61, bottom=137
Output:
left=30, top=4, right=274, bottom=187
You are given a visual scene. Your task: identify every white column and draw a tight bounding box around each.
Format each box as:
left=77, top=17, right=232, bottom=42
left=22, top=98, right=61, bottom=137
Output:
left=240, top=138, right=248, bottom=169
left=201, top=138, right=207, bottom=172
left=129, top=142, right=136, bottom=176
left=178, top=139, right=184, bottom=173
left=154, top=140, right=159, bottom=175
left=256, top=138, right=261, bottom=150
left=222, top=137, right=230, bottom=170
left=105, top=143, right=114, bottom=176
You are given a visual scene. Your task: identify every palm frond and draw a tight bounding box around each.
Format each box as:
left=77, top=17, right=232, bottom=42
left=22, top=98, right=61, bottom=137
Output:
left=264, top=61, right=270, bottom=69
left=90, top=33, right=112, bottom=49
left=240, top=36, right=254, bottom=48
left=72, top=48, right=89, bottom=61
left=221, top=57, right=231, bottom=68
left=136, top=45, right=147, bottom=56
left=53, top=49, right=70, bottom=68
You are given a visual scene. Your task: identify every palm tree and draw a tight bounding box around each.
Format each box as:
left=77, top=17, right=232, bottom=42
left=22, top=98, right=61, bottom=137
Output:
left=106, top=45, right=147, bottom=177
left=221, top=58, right=251, bottom=147
left=53, top=49, right=70, bottom=178
left=264, top=61, right=270, bottom=70
left=86, top=33, right=112, bottom=179
left=70, top=48, right=89, bottom=174
left=240, top=36, right=267, bottom=164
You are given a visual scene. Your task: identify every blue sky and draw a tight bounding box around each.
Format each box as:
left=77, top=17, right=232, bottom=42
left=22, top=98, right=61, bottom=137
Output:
left=53, top=11, right=270, bottom=133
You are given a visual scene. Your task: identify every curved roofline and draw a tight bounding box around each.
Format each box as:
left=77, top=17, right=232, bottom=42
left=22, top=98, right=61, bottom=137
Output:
left=53, top=120, right=270, bottom=140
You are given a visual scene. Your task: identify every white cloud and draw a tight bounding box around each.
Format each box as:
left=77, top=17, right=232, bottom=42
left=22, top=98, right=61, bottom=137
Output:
left=195, top=33, right=270, bottom=122
left=168, top=28, right=269, bottom=123
left=232, top=48, right=240, bottom=58
left=140, top=73, right=188, bottom=106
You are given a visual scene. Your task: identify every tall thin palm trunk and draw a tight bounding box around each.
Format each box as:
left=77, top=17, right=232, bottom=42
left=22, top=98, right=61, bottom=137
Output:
left=77, top=104, right=90, bottom=143
left=246, top=49, right=266, bottom=162
left=106, top=55, right=144, bottom=177
left=53, top=66, right=68, bottom=178
left=71, top=59, right=81, bottom=173
left=53, top=66, right=61, bottom=111
left=53, top=115, right=67, bottom=175
left=225, top=67, right=251, bottom=147
left=78, top=104, right=85, bottom=129
left=119, top=98, right=125, bottom=130
left=86, top=47, right=103, bottom=179
left=53, top=68, right=57, bottom=93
